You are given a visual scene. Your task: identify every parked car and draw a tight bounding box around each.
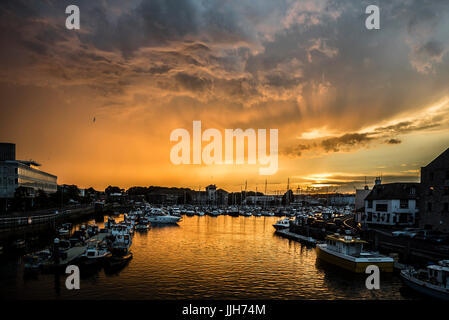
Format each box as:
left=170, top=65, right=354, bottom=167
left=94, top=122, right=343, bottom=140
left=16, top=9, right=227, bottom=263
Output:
left=392, top=228, right=420, bottom=238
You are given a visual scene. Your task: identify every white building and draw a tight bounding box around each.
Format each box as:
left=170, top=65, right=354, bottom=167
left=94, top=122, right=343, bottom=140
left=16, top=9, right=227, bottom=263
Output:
left=0, top=143, right=57, bottom=198
left=361, top=183, right=419, bottom=227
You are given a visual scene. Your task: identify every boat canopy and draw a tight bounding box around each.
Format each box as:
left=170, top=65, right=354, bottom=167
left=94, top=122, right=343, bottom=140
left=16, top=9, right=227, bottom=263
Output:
left=325, top=234, right=367, bottom=244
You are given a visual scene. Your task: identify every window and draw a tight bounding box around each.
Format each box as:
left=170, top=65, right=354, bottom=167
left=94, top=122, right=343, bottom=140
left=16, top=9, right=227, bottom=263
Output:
left=400, top=199, right=408, bottom=209
left=367, top=200, right=373, bottom=208
left=409, top=187, right=416, bottom=195
left=399, top=212, right=408, bottom=223
left=376, top=204, right=388, bottom=212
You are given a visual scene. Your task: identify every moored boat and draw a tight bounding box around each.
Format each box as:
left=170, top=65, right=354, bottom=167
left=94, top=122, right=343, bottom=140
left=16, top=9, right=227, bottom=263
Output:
left=58, top=223, right=72, bottom=236
left=80, top=240, right=111, bottom=265
left=316, top=234, right=394, bottom=273
left=273, top=218, right=291, bottom=230
left=209, top=211, right=221, bottom=217
left=147, top=211, right=182, bottom=224
left=135, top=222, right=149, bottom=231
left=24, top=249, right=52, bottom=270
left=400, top=260, right=449, bottom=300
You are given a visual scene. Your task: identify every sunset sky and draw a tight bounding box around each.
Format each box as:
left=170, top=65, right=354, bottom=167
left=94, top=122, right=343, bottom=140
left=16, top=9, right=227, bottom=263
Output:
left=1, top=0, right=449, bottom=193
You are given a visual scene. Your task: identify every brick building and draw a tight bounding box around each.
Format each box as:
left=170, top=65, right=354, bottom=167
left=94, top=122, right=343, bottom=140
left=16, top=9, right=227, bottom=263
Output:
left=419, top=148, right=449, bottom=232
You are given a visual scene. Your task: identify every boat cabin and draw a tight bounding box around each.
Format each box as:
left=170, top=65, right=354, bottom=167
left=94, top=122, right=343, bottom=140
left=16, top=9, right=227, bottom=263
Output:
left=325, top=234, right=367, bottom=256
left=427, top=261, right=449, bottom=288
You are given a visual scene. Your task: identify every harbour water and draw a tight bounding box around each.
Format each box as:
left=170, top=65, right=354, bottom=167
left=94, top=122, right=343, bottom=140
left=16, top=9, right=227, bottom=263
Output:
left=1, top=215, right=420, bottom=300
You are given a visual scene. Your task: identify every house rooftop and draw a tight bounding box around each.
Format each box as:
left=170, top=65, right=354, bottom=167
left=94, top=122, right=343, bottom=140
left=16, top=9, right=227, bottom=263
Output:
left=423, top=147, right=449, bottom=169
left=365, top=183, right=420, bottom=201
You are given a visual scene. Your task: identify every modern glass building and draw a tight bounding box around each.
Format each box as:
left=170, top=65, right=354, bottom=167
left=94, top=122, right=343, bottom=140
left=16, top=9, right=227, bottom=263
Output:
left=0, top=143, right=57, bottom=198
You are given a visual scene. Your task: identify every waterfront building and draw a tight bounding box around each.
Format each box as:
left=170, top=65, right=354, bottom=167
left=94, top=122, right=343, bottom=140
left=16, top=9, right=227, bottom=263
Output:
left=206, top=184, right=217, bottom=203
left=419, top=148, right=449, bottom=232
left=0, top=143, right=57, bottom=199
left=194, top=185, right=228, bottom=206
left=362, top=182, right=419, bottom=227
left=244, top=195, right=275, bottom=205
left=194, top=190, right=208, bottom=205
left=216, top=189, right=229, bottom=206
left=329, top=194, right=355, bottom=206
left=355, top=187, right=371, bottom=224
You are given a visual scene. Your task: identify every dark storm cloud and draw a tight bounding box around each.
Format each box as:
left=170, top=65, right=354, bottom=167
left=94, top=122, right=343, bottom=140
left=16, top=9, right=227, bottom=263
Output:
left=1, top=0, right=449, bottom=138
left=374, top=120, right=441, bottom=135
left=174, top=72, right=212, bottom=92
left=281, top=109, right=449, bottom=158
left=417, top=40, right=445, bottom=58
left=321, top=133, right=374, bottom=152
left=386, top=138, right=402, bottom=145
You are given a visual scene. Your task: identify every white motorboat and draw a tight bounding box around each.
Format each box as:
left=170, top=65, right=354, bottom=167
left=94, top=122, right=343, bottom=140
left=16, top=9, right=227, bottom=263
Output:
left=400, top=260, right=449, bottom=300
left=81, top=241, right=111, bottom=265
left=197, top=211, right=205, bottom=216
left=273, top=218, right=291, bottom=230
left=147, top=212, right=182, bottom=224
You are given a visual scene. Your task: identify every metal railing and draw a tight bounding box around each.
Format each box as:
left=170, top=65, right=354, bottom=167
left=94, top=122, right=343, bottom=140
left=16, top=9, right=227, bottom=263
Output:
left=0, top=204, right=94, bottom=230
left=0, top=212, right=59, bottom=229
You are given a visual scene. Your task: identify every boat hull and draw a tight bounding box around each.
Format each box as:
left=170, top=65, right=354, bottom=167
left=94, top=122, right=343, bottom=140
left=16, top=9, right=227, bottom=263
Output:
left=273, top=225, right=289, bottom=230
left=316, top=245, right=393, bottom=273
left=400, top=271, right=449, bottom=300
left=80, top=253, right=112, bottom=266
left=148, top=216, right=181, bottom=224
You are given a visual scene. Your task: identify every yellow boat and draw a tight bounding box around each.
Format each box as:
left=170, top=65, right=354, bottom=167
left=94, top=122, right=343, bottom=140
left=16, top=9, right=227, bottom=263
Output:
left=316, top=234, right=394, bottom=273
